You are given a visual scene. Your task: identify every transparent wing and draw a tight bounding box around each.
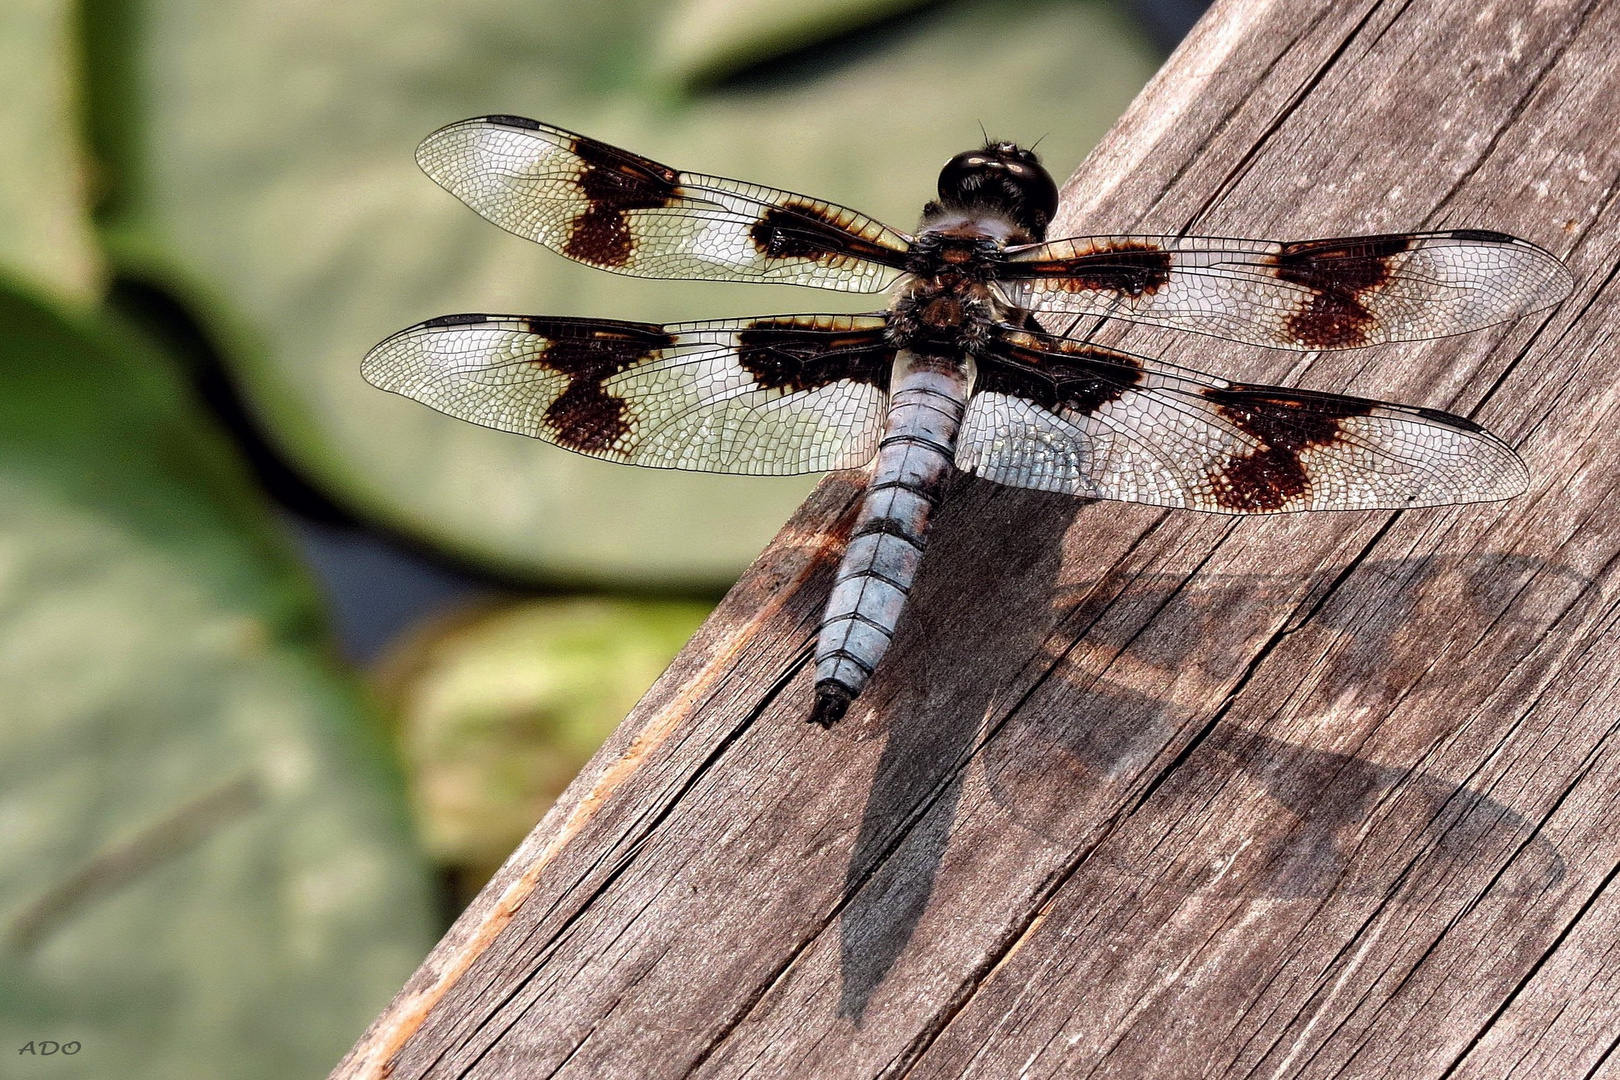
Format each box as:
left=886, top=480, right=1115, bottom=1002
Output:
left=1001, top=230, right=1572, bottom=349
left=958, top=325, right=1528, bottom=513
left=363, top=313, right=895, bottom=474
left=416, top=116, right=912, bottom=292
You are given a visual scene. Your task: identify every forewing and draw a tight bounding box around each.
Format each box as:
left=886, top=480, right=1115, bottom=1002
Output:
left=416, top=116, right=912, bottom=292
left=363, top=313, right=894, bottom=474
left=957, top=327, right=1528, bottom=512
left=1001, top=231, right=1572, bottom=349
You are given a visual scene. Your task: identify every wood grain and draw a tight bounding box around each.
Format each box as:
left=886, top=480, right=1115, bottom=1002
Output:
left=332, top=0, right=1620, bottom=1074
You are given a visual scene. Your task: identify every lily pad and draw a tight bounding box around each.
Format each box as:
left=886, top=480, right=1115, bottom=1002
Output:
left=0, top=284, right=438, bottom=1079
left=0, top=0, right=103, bottom=301
left=102, top=0, right=1157, bottom=587
left=375, top=596, right=713, bottom=899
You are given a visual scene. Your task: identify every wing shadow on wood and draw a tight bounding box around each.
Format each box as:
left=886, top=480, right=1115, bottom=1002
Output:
left=991, top=704, right=1568, bottom=901
left=833, top=478, right=1087, bottom=1024
left=984, top=551, right=1584, bottom=902
left=1216, top=731, right=1568, bottom=899
left=1055, top=553, right=1590, bottom=713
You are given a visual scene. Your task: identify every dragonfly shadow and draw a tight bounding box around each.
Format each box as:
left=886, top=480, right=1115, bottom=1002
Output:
left=1210, top=730, right=1567, bottom=900
left=834, top=477, right=1085, bottom=1024
left=1047, top=551, right=1592, bottom=715
left=985, top=549, right=1587, bottom=901
left=991, top=692, right=1567, bottom=901
left=835, top=534, right=1587, bottom=1018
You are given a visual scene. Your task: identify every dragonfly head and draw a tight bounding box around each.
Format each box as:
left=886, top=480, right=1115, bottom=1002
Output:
left=936, top=142, right=1059, bottom=241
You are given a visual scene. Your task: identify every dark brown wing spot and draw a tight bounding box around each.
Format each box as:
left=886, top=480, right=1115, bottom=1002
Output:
left=1270, top=234, right=1413, bottom=348
left=524, top=318, right=675, bottom=454
left=735, top=317, right=893, bottom=393
left=748, top=201, right=908, bottom=268
left=1012, top=241, right=1172, bottom=297
left=983, top=334, right=1144, bottom=415
left=1213, top=450, right=1311, bottom=510
left=561, top=138, right=679, bottom=268
left=1205, top=385, right=1375, bottom=510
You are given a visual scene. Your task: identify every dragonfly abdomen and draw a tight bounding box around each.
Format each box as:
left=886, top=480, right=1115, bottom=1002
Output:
left=811, top=351, right=975, bottom=726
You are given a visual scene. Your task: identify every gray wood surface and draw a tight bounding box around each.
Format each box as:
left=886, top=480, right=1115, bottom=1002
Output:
left=332, top=0, right=1620, bottom=1074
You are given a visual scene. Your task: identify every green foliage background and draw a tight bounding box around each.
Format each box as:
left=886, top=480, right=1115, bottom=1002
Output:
left=0, top=0, right=1156, bottom=1074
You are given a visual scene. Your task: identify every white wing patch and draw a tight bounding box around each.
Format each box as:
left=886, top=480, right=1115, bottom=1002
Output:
left=363, top=313, right=895, bottom=475
left=1004, top=231, right=1572, bottom=350
left=960, top=331, right=1528, bottom=513
left=416, top=116, right=911, bottom=292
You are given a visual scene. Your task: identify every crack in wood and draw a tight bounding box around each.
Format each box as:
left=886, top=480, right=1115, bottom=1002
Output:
left=1580, top=1028, right=1620, bottom=1079
left=445, top=645, right=817, bottom=1078
left=888, top=823, right=1135, bottom=1080
left=1363, top=0, right=1422, bottom=51
left=1440, top=853, right=1620, bottom=1077
left=1426, top=0, right=1602, bottom=224
left=1135, top=26, right=1307, bottom=225
left=1187, top=0, right=1390, bottom=224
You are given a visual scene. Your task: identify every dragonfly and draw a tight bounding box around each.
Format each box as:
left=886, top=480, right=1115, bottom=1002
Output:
left=363, top=116, right=1572, bottom=727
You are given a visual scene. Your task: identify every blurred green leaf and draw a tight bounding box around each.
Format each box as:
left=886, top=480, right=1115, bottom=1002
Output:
left=377, top=597, right=711, bottom=895
left=0, top=281, right=438, bottom=1079
left=0, top=0, right=103, bottom=301
left=98, top=0, right=1157, bottom=588
left=652, top=0, right=938, bottom=88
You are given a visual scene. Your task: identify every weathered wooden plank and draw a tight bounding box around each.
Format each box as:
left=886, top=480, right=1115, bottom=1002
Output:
left=332, top=0, right=1620, bottom=1075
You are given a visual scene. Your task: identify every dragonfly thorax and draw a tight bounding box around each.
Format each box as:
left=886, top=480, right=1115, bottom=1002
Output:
left=886, top=273, right=1005, bottom=357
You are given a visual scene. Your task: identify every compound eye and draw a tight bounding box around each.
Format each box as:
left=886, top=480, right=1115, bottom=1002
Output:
left=937, top=150, right=992, bottom=205
left=1006, top=161, right=1059, bottom=228
left=936, top=145, right=1060, bottom=235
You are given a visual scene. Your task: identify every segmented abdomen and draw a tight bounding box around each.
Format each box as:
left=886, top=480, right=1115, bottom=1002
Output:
left=811, top=351, right=974, bottom=726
